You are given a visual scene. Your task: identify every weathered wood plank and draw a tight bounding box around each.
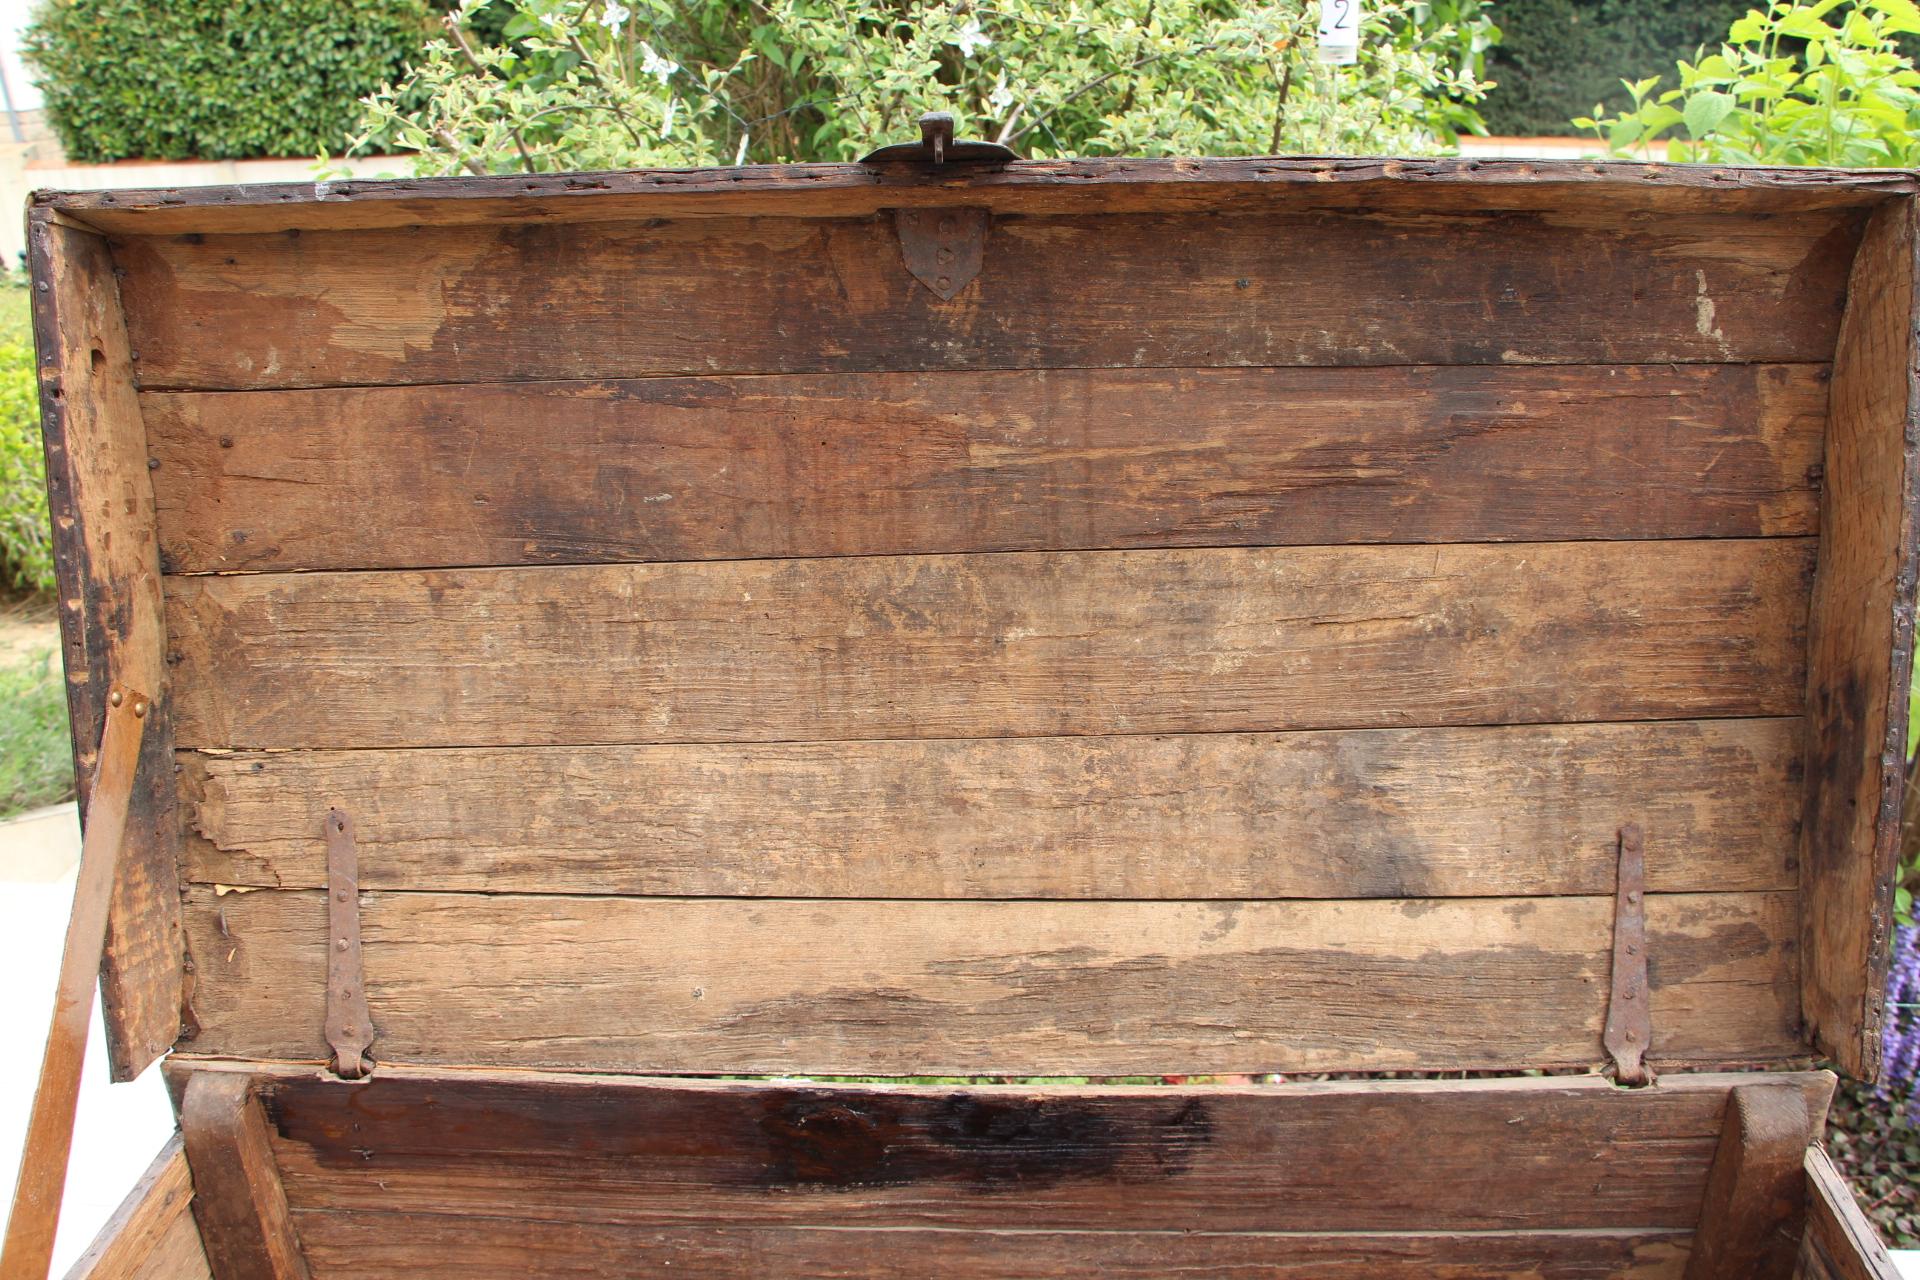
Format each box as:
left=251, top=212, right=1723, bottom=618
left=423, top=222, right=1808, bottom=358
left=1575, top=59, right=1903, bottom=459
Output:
left=28, top=212, right=182, bottom=1081
left=62, top=1138, right=211, bottom=1280
left=177, top=890, right=1804, bottom=1074
left=288, top=1214, right=1694, bottom=1279
left=1797, top=1147, right=1902, bottom=1280
left=174, top=1063, right=1831, bottom=1234
left=113, top=207, right=1858, bottom=392
left=178, top=1074, right=310, bottom=1280
left=178, top=719, right=1803, bottom=899
left=164, top=539, right=1812, bottom=751
left=1682, top=1082, right=1811, bottom=1280
left=144, top=363, right=1829, bottom=574
left=1800, top=195, right=1920, bottom=1079
left=45, top=155, right=1913, bottom=241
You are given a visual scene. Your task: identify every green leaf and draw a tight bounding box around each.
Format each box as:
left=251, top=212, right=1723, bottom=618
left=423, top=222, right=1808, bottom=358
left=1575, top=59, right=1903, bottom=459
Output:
left=1875, top=0, right=1920, bottom=34
left=1683, top=88, right=1737, bottom=138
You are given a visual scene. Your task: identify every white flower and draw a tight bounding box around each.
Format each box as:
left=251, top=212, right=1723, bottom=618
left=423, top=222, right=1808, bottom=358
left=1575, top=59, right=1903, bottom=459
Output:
left=949, top=18, right=991, bottom=57
left=661, top=95, right=677, bottom=138
left=988, top=73, right=1014, bottom=114
left=599, top=1, right=630, bottom=34
left=638, top=39, right=679, bottom=84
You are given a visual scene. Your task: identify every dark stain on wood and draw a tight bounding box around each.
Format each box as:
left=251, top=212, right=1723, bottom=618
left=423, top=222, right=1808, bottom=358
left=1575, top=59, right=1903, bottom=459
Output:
left=752, top=1091, right=1212, bottom=1192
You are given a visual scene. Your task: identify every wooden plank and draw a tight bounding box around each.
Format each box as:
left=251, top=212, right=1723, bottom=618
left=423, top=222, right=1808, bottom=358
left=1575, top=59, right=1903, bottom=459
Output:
left=164, top=539, right=1813, bottom=751
left=178, top=719, right=1803, bottom=899
left=1797, top=1147, right=1902, bottom=1280
left=112, top=207, right=1858, bottom=392
left=44, top=156, right=1915, bottom=240
left=178, top=1074, right=310, bottom=1280
left=28, top=212, right=183, bottom=1081
left=169, top=1062, right=1831, bottom=1234
left=62, top=1138, right=211, bottom=1280
left=143, top=363, right=1829, bottom=574
left=1682, top=1082, right=1811, bottom=1280
left=1799, top=195, right=1920, bottom=1079
left=288, top=1214, right=1694, bottom=1279
left=176, top=889, right=1804, bottom=1074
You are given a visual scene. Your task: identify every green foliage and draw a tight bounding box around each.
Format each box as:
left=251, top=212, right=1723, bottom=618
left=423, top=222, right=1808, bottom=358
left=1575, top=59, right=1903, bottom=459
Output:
left=1578, top=0, right=1920, bottom=164
left=23, top=0, right=435, bottom=161
left=1481, top=0, right=1752, bottom=136
left=0, top=294, right=51, bottom=599
left=0, top=647, right=73, bottom=819
left=351, top=0, right=1497, bottom=173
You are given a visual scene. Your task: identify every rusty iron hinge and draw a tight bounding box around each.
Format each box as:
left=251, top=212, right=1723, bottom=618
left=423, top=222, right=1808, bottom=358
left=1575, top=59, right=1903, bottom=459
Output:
left=1603, top=823, right=1655, bottom=1087
left=324, top=809, right=375, bottom=1080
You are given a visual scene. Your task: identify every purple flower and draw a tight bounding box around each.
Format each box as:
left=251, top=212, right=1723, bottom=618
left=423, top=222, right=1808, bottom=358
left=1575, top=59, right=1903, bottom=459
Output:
left=1882, top=923, right=1920, bottom=1097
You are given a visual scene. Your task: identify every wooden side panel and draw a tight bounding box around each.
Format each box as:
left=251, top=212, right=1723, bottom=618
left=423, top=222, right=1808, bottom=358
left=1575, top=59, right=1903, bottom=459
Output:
left=143, top=363, right=1828, bottom=574
left=1682, top=1082, right=1811, bottom=1280
left=178, top=719, right=1803, bottom=899
left=288, top=1215, right=1692, bottom=1279
left=178, top=889, right=1802, bottom=1074
left=112, top=208, right=1859, bottom=391
left=61, top=1138, right=210, bottom=1280
left=1796, top=1148, right=1902, bottom=1280
left=178, top=1075, right=310, bottom=1280
left=164, top=539, right=1811, bottom=751
left=203, top=1064, right=1830, bottom=1231
left=29, top=212, right=182, bottom=1081
left=1800, top=195, right=1920, bottom=1079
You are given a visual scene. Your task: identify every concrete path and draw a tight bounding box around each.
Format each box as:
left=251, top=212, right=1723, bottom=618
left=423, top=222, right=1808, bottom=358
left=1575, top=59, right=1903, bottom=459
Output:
left=0, top=802, right=177, bottom=1275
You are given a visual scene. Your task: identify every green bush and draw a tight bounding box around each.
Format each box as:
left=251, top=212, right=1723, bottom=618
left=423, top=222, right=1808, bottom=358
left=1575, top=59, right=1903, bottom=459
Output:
left=23, top=0, right=434, bottom=161
left=0, top=327, right=51, bottom=597
left=1481, top=0, right=1753, bottom=135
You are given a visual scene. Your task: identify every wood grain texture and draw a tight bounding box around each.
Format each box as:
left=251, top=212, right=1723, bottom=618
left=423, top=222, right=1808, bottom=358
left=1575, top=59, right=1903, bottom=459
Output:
left=1799, top=196, right=1920, bottom=1080
left=112, top=207, right=1859, bottom=392
left=288, top=1214, right=1693, bottom=1279
left=169, top=1063, right=1832, bottom=1233
left=61, top=1139, right=210, bottom=1280
left=143, top=363, right=1829, bottom=574
left=164, top=539, right=1813, bottom=752
left=178, top=719, right=1803, bottom=899
left=43, top=156, right=1914, bottom=241
left=1682, top=1082, right=1811, bottom=1280
left=178, top=1074, right=310, bottom=1280
left=28, top=213, right=183, bottom=1081
left=1797, top=1147, right=1902, bottom=1280
left=177, top=889, right=1804, bottom=1074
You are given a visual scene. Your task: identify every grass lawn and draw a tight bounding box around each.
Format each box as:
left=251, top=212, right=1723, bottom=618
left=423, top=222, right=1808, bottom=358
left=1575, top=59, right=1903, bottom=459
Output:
left=0, top=639, right=68, bottom=818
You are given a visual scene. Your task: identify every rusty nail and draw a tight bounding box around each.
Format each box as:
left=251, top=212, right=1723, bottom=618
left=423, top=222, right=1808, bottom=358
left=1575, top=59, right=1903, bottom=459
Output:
left=109, top=690, right=122, bottom=706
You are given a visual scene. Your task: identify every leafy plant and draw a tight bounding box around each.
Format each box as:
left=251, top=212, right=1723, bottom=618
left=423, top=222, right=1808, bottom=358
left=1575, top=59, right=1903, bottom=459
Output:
left=1481, top=0, right=1754, bottom=137
left=1576, top=0, right=1920, bottom=165
left=23, top=0, right=435, bottom=161
left=349, top=0, right=1497, bottom=174
left=0, top=647, right=72, bottom=819
left=0, top=326, right=52, bottom=598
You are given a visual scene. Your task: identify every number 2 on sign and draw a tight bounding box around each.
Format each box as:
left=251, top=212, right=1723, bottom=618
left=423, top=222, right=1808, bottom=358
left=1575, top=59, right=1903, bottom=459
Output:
left=1318, top=0, right=1361, bottom=65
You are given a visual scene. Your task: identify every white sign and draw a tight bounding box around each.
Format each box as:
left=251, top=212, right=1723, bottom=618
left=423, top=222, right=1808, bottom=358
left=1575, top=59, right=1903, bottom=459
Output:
left=1318, top=0, right=1362, bottom=65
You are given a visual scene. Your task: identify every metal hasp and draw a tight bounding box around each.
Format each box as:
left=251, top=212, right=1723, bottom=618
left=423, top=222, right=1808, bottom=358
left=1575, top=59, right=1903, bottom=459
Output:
left=1604, top=823, right=1655, bottom=1086
left=858, top=110, right=1018, bottom=166
left=324, top=809, right=376, bottom=1079
left=861, top=112, right=1013, bottom=301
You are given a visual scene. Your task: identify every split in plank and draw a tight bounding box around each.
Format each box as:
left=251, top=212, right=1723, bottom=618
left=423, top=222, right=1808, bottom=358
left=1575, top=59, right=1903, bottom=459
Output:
left=180, top=718, right=1803, bottom=898
left=164, top=538, right=1814, bottom=750
left=114, top=207, right=1858, bottom=391
left=178, top=889, right=1804, bottom=1075
left=144, top=363, right=1828, bottom=574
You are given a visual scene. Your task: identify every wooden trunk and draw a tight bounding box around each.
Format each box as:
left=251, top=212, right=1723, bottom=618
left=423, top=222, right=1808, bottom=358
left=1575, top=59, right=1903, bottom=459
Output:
left=15, top=152, right=1920, bottom=1279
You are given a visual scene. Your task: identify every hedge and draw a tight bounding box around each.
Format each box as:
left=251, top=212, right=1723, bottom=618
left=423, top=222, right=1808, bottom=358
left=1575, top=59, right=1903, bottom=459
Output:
left=22, top=0, right=433, bottom=162
left=1480, top=0, right=1754, bottom=136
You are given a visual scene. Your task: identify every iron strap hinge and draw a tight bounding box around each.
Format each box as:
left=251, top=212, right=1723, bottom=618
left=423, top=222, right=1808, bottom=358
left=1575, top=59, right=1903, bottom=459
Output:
left=1603, top=823, right=1655, bottom=1087
left=324, top=808, right=376, bottom=1080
